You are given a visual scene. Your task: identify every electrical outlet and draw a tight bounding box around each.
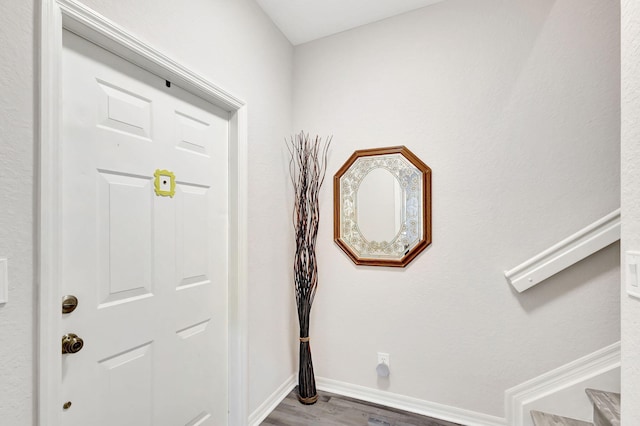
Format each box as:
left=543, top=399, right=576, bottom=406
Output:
left=377, top=352, right=390, bottom=366
left=626, top=251, right=640, bottom=298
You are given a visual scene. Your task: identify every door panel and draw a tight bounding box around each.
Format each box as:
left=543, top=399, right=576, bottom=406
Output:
left=97, top=80, right=152, bottom=139
left=61, top=30, right=228, bottom=426
left=97, top=343, right=154, bottom=425
left=97, top=170, right=154, bottom=305
left=177, top=184, right=210, bottom=288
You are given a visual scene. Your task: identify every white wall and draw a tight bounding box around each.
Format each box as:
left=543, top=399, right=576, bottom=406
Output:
left=621, top=0, right=640, bottom=423
left=0, top=1, right=37, bottom=423
left=0, top=0, right=623, bottom=423
left=0, top=1, right=296, bottom=423
left=293, top=0, right=620, bottom=417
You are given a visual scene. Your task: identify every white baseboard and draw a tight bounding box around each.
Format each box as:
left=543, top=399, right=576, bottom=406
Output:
left=316, top=377, right=506, bottom=426
left=504, top=341, right=621, bottom=426
left=249, top=348, right=619, bottom=426
left=248, top=374, right=296, bottom=426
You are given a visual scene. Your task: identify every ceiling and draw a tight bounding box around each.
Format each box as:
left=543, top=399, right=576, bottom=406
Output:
left=255, top=0, right=445, bottom=46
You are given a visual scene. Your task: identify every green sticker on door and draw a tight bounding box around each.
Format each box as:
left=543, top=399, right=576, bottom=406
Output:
left=154, top=169, right=176, bottom=197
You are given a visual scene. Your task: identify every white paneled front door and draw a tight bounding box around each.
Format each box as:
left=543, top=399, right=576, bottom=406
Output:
left=60, top=30, right=228, bottom=425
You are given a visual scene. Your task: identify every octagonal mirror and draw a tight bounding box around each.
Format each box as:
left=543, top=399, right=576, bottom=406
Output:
left=334, top=146, right=432, bottom=267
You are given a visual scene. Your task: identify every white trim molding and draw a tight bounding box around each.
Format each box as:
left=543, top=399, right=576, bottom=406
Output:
left=504, top=341, right=621, bottom=426
left=316, top=377, right=507, bottom=426
left=56, top=0, right=243, bottom=111
left=505, top=209, right=621, bottom=292
left=248, top=374, right=296, bottom=426
left=38, top=1, right=249, bottom=425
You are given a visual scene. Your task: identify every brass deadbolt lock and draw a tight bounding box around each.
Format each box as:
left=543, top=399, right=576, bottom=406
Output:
left=62, top=295, right=78, bottom=314
left=62, top=333, right=84, bottom=354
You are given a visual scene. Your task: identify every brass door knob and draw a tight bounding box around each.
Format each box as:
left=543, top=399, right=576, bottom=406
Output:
left=62, top=333, right=84, bottom=354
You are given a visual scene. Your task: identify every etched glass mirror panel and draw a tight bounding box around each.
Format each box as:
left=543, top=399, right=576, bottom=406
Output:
left=334, top=146, right=431, bottom=267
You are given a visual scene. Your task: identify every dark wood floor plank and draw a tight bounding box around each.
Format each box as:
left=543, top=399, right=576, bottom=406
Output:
left=261, top=389, right=462, bottom=426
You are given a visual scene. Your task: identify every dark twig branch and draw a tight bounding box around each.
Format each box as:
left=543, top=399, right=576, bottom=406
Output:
left=287, top=131, right=331, bottom=403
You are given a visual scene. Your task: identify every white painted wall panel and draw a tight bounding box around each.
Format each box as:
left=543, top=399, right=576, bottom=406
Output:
left=621, top=0, right=640, bottom=423
left=293, top=0, right=620, bottom=417
left=0, top=1, right=36, bottom=424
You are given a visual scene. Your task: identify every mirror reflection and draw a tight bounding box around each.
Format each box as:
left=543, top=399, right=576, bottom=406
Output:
left=357, top=168, right=401, bottom=243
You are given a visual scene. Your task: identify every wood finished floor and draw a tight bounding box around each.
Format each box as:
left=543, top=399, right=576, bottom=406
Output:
left=530, top=411, right=592, bottom=426
left=261, top=389, right=462, bottom=426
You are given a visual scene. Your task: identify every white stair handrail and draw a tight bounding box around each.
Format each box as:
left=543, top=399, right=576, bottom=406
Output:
left=505, top=209, right=621, bottom=292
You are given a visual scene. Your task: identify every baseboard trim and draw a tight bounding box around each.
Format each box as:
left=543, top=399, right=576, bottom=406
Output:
left=316, top=377, right=506, bottom=426
left=248, top=374, right=296, bottom=426
left=504, top=341, right=621, bottom=426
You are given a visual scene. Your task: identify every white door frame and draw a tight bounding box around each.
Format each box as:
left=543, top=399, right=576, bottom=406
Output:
left=38, top=1, right=249, bottom=425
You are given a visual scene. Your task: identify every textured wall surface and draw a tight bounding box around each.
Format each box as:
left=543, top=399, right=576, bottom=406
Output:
left=0, top=0, right=295, bottom=422
left=0, top=0, right=623, bottom=423
left=0, top=0, right=36, bottom=424
left=621, top=0, right=640, bottom=423
left=293, top=0, right=620, bottom=417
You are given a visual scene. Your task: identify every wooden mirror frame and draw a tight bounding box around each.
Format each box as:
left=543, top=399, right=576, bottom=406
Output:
left=333, top=146, right=432, bottom=267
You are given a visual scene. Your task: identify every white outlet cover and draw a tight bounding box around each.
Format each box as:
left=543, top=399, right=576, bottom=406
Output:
left=0, top=258, right=7, bottom=304
left=626, top=251, right=640, bottom=299
left=377, top=352, right=390, bottom=366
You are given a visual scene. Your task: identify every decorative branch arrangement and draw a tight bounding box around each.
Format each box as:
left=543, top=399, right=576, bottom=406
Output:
left=287, top=132, right=331, bottom=405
